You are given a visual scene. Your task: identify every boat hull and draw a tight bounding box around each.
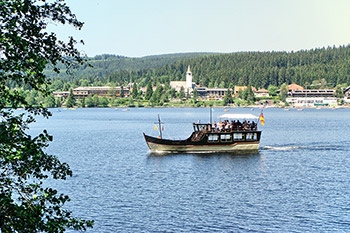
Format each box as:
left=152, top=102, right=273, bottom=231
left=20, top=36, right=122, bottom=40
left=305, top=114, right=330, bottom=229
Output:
left=143, top=133, right=260, bottom=153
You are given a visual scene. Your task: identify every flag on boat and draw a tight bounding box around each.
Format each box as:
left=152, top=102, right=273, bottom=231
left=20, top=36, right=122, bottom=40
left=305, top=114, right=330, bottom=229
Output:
left=162, top=126, right=164, bottom=131
left=154, top=125, right=158, bottom=130
left=259, top=113, right=265, bottom=125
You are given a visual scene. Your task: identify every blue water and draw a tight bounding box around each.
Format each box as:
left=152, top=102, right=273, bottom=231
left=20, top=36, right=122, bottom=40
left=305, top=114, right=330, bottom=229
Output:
left=31, top=107, right=350, bottom=232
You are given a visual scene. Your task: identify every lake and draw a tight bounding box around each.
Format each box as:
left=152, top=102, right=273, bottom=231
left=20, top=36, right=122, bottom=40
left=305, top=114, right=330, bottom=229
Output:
left=31, top=107, right=350, bottom=232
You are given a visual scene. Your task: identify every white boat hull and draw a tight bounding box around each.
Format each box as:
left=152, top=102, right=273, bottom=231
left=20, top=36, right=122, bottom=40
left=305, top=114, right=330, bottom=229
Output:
left=146, top=141, right=259, bottom=153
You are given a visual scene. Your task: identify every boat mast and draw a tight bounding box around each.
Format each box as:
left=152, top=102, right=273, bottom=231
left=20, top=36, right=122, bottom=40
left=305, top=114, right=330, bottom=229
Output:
left=155, top=114, right=164, bottom=139
left=210, top=107, right=212, bottom=124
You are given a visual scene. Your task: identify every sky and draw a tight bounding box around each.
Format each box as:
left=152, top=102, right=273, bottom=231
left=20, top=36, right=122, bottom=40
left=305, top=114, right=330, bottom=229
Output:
left=49, top=0, right=350, bottom=57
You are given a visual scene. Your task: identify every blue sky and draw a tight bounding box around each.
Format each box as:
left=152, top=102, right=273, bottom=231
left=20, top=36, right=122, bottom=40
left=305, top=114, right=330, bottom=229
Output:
left=50, top=0, right=350, bottom=57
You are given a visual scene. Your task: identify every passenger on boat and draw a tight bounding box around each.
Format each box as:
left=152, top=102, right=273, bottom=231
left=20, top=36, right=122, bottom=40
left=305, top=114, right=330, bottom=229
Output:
left=212, top=121, right=217, bottom=131
left=251, top=121, right=257, bottom=130
left=218, top=121, right=224, bottom=131
left=225, top=121, right=230, bottom=131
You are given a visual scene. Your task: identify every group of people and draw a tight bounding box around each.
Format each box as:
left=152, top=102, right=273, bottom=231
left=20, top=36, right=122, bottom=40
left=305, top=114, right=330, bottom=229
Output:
left=212, top=120, right=257, bottom=132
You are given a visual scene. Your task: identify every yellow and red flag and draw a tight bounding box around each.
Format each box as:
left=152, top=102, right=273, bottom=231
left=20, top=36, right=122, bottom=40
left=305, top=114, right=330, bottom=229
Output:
left=259, top=113, right=265, bottom=125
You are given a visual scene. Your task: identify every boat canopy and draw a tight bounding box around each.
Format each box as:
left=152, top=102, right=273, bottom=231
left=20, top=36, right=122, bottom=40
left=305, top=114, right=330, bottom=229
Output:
left=218, top=113, right=259, bottom=120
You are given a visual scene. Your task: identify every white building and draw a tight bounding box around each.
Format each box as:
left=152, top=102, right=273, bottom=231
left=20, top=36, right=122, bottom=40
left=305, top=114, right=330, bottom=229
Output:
left=170, top=65, right=195, bottom=92
left=286, top=97, right=337, bottom=107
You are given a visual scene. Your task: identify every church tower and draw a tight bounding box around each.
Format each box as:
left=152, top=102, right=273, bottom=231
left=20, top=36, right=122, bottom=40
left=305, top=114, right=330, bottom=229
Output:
left=186, top=65, right=192, bottom=89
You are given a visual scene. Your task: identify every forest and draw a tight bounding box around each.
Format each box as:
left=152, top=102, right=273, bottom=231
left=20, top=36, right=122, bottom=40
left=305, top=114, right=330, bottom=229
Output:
left=6, top=45, right=350, bottom=108
left=42, top=45, right=350, bottom=90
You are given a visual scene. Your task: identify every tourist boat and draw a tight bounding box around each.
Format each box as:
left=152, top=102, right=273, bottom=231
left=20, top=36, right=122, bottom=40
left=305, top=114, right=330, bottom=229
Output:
left=143, top=113, right=262, bottom=153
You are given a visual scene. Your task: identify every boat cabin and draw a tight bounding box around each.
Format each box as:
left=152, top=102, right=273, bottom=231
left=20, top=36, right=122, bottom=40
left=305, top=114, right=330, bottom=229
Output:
left=191, top=113, right=261, bottom=143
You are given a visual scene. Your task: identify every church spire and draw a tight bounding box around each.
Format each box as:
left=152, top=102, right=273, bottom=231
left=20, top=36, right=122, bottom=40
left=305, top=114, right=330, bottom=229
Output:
left=187, top=65, right=191, bottom=74
left=186, top=65, right=192, bottom=89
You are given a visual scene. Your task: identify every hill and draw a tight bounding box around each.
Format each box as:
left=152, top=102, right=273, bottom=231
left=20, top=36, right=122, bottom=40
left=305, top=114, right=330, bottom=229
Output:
left=48, top=45, right=350, bottom=89
left=45, top=52, right=215, bottom=82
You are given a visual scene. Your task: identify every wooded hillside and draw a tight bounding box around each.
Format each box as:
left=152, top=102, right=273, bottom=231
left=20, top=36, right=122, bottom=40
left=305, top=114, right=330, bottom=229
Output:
left=47, top=45, right=350, bottom=89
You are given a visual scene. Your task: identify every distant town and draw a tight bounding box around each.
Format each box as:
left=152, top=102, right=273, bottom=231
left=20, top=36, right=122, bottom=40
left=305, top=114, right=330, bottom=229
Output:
left=51, top=65, right=350, bottom=108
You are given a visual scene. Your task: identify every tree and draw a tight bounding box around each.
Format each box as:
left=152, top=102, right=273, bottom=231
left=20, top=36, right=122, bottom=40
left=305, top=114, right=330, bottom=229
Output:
left=246, top=85, right=256, bottom=103
left=145, top=82, right=153, bottom=100
left=44, top=94, right=56, bottom=108
left=86, top=95, right=95, bottom=107
left=65, top=90, right=76, bottom=108
left=335, top=85, right=344, bottom=98
left=193, top=88, right=198, bottom=100
left=0, top=0, right=93, bottom=231
left=100, top=96, right=109, bottom=107
left=80, top=97, right=86, bottom=108
left=179, top=86, right=185, bottom=99
left=120, top=85, right=124, bottom=98
left=132, top=82, right=138, bottom=99
left=92, top=94, right=100, bottom=107
left=268, top=85, right=278, bottom=96
left=56, top=98, right=62, bottom=107
left=223, top=89, right=233, bottom=105
left=279, top=83, right=289, bottom=101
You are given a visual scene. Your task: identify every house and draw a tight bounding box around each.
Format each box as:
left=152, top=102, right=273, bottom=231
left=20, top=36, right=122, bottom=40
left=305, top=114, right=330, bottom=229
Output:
left=288, top=83, right=304, bottom=92
left=233, top=86, right=257, bottom=96
left=254, top=88, right=270, bottom=97
left=290, top=89, right=335, bottom=98
left=197, top=87, right=232, bottom=100
left=286, top=97, right=337, bottom=107
left=72, top=86, right=130, bottom=98
left=53, top=91, right=70, bottom=98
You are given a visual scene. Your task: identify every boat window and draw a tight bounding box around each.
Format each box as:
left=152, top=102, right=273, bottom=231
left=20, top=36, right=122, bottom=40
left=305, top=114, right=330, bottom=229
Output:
left=246, top=133, right=257, bottom=140
left=233, top=133, right=243, bottom=140
left=208, top=134, right=219, bottom=142
left=220, top=134, right=232, bottom=142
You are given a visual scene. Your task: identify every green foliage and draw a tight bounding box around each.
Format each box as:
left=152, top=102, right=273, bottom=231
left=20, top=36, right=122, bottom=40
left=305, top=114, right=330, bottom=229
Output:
left=145, top=82, right=153, bottom=100
left=179, top=86, right=185, bottom=99
left=279, top=83, right=289, bottom=101
left=44, top=94, right=56, bottom=108
left=335, top=85, right=344, bottom=98
left=56, top=98, right=62, bottom=107
left=86, top=95, right=95, bottom=107
left=268, top=85, right=278, bottom=96
left=80, top=97, right=86, bottom=108
left=65, top=90, right=76, bottom=108
left=0, top=0, right=93, bottom=231
left=193, top=88, right=198, bottom=100
left=45, top=46, right=350, bottom=92
left=132, top=82, right=138, bottom=99
left=100, top=96, right=109, bottom=107
left=223, top=89, right=233, bottom=105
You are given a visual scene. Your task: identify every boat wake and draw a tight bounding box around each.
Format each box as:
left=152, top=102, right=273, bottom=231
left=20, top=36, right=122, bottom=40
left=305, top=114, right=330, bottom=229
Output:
left=262, top=143, right=348, bottom=152
left=262, top=145, right=303, bottom=151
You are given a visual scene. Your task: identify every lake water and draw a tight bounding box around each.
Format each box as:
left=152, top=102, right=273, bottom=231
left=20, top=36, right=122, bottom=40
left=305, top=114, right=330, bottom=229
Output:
left=31, top=107, right=350, bottom=232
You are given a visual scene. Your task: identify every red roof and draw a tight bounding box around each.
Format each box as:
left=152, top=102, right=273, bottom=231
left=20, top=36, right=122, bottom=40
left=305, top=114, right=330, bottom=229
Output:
left=288, top=83, right=304, bottom=91
left=256, top=88, right=269, bottom=93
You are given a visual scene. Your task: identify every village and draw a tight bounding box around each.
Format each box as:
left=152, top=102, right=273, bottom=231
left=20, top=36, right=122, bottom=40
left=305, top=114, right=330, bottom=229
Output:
left=53, top=66, right=350, bottom=108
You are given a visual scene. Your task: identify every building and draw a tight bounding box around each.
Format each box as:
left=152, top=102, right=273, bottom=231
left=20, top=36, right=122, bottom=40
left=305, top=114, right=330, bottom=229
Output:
left=170, top=65, right=196, bottom=92
left=254, top=88, right=270, bottom=97
left=234, top=86, right=247, bottom=95
left=233, top=86, right=257, bottom=96
left=72, top=86, right=130, bottom=98
left=197, top=87, right=231, bottom=100
left=288, top=83, right=304, bottom=92
left=290, top=89, right=335, bottom=98
left=286, top=97, right=337, bottom=107
left=344, top=86, right=350, bottom=103
left=53, top=91, right=70, bottom=98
